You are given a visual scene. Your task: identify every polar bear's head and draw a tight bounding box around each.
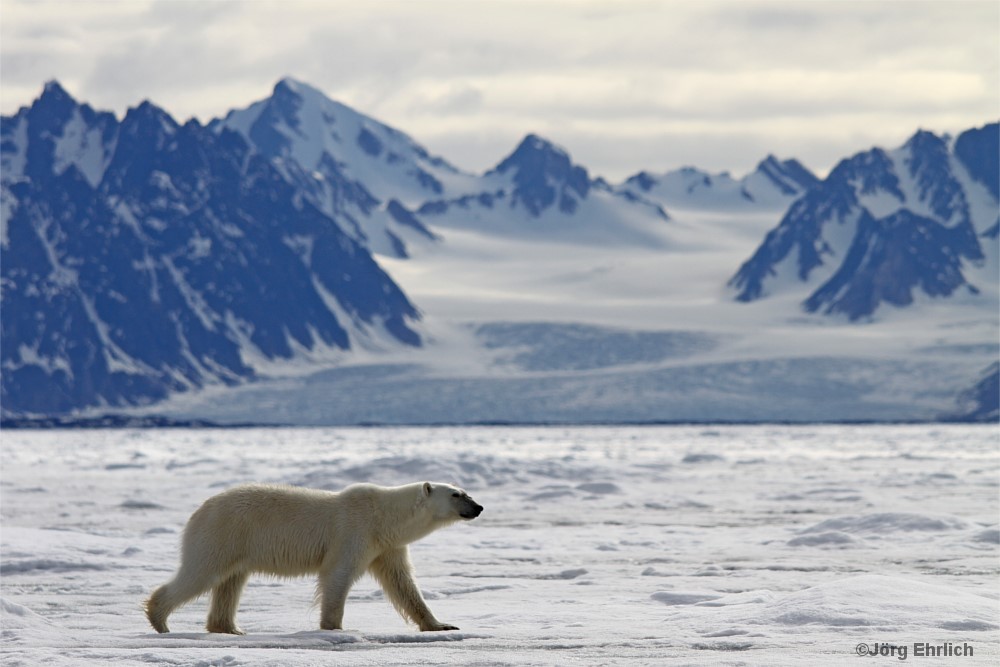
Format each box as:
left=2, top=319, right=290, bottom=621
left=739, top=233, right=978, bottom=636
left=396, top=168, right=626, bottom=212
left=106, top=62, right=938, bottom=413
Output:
left=422, top=482, right=483, bottom=522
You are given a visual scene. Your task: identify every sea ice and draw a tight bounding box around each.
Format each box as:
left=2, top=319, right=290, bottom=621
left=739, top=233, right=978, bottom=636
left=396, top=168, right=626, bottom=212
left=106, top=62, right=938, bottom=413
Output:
left=1, top=424, right=997, bottom=665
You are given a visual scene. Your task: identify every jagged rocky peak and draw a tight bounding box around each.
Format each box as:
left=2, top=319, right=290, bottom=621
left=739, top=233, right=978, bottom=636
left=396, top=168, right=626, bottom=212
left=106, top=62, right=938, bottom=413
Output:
left=616, top=155, right=817, bottom=213
left=6, top=80, right=83, bottom=153
left=273, top=76, right=305, bottom=98
left=624, top=171, right=658, bottom=192
left=490, top=134, right=591, bottom=215
left=954, top=122, right=999, bottom=200
left=827, top=146, right=901, bottom=196
left=754, top=154, right=819, bottom=195
left=903, top=130, right=957, bottom=203
left=213, top=77, right=459, bottom=206
left=1, top=80, right=120, bottom=189
left=494, top=134, right=589, bottom=180
left=265, top=77, right=307, bottom=125
left=901, top=128, right=956, bottom=188
left=209, top=76, right=331, bottom=164
left=904, top=128, right=949, bottom=156
left=101, top=100, right=183, bottom=190
left=901, top=126, right=991, bottom=230
left=231, top=79, right=309, bottom=161
left=228, top=76, right=405, bottom=159
left=34, top=80, right=77, bottom=116
left=42, top=79, right=71, bottom=96
left=119, top=99, right=180, bottom=141
left=270, top=76, right=346, bottom=113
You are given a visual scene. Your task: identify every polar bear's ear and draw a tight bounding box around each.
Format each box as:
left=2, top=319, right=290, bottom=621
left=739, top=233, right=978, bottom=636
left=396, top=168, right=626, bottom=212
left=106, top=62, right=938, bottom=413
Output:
left=423, top=482, right=433, bottom=496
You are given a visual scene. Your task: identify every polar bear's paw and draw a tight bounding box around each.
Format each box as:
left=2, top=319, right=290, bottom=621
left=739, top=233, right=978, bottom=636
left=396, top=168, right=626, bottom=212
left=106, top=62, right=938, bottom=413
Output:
left=421, top=622, right=459, bottom=632
left=206, top=621, right=245, bottom=635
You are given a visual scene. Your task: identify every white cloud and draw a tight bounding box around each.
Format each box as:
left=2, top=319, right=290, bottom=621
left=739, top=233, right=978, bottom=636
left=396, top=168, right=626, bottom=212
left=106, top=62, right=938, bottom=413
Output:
left=1, top=0, right=996, bottom=179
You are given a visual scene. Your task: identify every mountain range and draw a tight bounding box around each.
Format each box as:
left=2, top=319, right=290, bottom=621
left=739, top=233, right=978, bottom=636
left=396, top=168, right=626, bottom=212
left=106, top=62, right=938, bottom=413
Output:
left=2, top=78, right=997, bottom=422
left=1, top=81, right=419, bottom=415
left=730, top=125, right=998, bottom=320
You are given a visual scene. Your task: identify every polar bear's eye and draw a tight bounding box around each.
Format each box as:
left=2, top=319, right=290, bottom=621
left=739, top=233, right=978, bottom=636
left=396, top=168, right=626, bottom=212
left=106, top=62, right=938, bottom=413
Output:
left=451, top=492, right=460, bottom=498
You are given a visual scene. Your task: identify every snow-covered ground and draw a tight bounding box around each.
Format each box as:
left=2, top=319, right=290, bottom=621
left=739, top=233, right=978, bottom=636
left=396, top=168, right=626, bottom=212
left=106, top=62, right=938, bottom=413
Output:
left=2, top=425, right=998, bottom=665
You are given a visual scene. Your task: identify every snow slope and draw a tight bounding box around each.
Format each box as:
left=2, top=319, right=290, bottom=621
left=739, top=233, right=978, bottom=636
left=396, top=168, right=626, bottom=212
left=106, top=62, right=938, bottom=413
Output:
left=1, top=425, right=997, bottom=665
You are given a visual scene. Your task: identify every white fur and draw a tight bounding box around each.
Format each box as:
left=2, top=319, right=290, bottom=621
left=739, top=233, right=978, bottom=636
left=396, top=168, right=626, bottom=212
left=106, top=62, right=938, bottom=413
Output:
left=145, top=481, right=482, bottom=634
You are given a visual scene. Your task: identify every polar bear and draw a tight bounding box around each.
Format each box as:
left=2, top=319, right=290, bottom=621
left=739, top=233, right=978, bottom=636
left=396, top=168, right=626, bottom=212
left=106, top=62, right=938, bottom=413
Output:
left=145, top=481, right=483, bottom=634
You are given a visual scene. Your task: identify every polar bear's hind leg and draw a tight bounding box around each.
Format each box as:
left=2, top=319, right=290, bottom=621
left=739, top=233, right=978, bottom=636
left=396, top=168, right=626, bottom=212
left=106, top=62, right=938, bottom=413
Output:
left=206, top=570, right=249, bottom=634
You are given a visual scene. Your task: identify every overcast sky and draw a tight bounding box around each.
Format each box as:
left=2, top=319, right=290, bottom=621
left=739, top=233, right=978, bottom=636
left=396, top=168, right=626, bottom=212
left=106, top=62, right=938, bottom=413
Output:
left=2, top=0, right=997, bottom=180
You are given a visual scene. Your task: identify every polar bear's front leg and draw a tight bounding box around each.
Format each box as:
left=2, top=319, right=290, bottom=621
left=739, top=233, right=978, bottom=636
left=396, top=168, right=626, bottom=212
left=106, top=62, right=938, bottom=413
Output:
left=369, top=547, right=458, bottom=631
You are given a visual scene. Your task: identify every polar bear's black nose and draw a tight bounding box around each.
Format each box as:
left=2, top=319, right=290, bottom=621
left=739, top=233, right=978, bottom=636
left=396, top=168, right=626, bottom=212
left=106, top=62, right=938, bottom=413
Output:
left=462, top=502, right=484, bottom=519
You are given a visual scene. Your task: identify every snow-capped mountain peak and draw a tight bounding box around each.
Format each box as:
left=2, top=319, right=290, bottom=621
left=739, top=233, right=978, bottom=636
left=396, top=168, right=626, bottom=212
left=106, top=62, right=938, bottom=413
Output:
left=491, top=134, right=579, bottom=176
left=118, top=101, right=179, bottom=146
left=208, top=78, right=468, bottom=257
left=953, top=123, right=999, bottom=201
left=754, top=155, right=819, bottom=197
left=1, top=80, right=118, bottom=189
left=900, top=129, right=970, bottom=227
left=35, top=80, right=77, bottom=121
left=213, top=78, right=462, bottom=204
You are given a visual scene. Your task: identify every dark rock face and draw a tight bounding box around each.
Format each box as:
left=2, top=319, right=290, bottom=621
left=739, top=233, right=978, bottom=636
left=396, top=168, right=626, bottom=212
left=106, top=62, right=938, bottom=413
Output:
left=803, top=210, right=975, bottom=318
left=954, top=123, right=999, bottom=200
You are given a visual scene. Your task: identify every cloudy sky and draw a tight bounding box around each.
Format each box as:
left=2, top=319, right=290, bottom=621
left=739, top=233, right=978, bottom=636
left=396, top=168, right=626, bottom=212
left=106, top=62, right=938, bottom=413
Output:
left=2, top=0, right=997, bottom=180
